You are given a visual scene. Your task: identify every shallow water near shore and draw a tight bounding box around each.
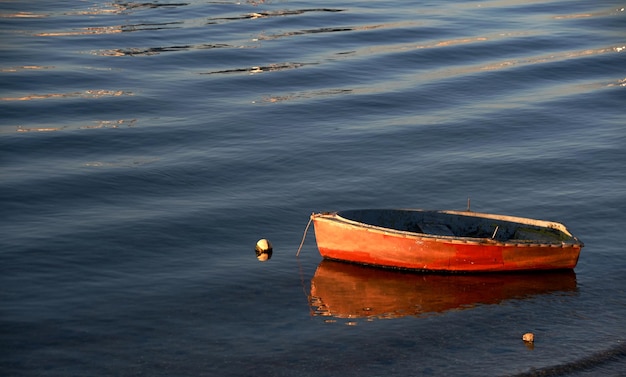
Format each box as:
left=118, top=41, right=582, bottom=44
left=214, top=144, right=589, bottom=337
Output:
left=1, top=0, right=625, bottom=375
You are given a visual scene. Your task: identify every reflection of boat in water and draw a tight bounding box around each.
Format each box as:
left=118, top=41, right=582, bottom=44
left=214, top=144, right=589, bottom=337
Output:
left=310, top=260, right=577, bottom=320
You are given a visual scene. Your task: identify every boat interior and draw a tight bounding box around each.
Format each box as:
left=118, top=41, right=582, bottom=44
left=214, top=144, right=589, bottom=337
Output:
left=337, top=209, right=574, bottom=243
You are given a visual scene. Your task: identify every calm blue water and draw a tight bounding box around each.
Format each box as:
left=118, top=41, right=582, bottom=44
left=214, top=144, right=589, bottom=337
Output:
left=1, top=0, right=625, bottom=375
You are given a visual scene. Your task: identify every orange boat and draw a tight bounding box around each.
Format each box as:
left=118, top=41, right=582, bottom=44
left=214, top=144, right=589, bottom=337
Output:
left=310, top=260, right=577, bottom=320
left=310, top=209, right=583, bottom=272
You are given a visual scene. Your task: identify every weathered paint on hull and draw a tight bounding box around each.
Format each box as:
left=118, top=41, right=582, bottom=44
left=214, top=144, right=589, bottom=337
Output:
left=311, top=212, right=582, bottom=272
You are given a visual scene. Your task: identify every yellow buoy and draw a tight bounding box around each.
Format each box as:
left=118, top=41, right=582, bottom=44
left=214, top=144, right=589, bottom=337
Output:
left=255, top=239, right=273, bottom=262
left=522, top=333, right=534, bottom=343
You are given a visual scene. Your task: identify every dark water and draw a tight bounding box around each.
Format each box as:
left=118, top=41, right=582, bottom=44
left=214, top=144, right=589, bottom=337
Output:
left=1, top=0, right=625, bottom=375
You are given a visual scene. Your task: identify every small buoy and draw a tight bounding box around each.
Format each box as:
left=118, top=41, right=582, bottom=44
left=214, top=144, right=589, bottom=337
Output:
left=255, top=239, right=272, bottom=252
left=522, top=333, right=534, bottom=343
left=255, top=239, right=273, bottom=262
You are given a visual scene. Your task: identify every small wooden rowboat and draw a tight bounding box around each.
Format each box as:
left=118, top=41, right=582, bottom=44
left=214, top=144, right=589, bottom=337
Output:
left=310, top=209, right=584, bottom=272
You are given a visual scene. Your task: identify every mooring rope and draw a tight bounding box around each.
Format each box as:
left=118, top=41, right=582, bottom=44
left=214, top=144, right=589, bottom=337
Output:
left=296, top=214, right=313, bottom=257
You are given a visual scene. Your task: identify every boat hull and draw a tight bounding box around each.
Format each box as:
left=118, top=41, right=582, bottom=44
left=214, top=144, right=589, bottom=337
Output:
left=311, top=210, right=583, bottom=272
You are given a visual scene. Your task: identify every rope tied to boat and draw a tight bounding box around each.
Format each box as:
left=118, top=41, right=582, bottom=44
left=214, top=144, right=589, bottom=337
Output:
left=296, top=214, right=314, bottom=257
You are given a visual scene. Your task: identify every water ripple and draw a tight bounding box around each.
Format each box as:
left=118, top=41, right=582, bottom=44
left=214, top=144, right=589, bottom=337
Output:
left=0, top=90, right=133, bottom=101
left=207, top=8, right=344, bottom=22
left=1, top=1, right=625, bottom=376
left=34, top=22, right=183, bottom=37
left=95, top=43, right=233, bottom=56
left=201, top=62, right=311, bottom=75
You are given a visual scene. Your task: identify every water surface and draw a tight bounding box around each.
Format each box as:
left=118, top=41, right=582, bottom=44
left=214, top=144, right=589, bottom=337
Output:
left=1, top=0, right=625, bottom=375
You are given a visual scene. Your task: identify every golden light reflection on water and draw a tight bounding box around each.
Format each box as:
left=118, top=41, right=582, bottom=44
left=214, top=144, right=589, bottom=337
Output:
left=477, top=45, right=626, bottom=72
left=0, top=12, right=47, bottom=18
left=350, top=38, right=624, bottom=83
left=0, top=65, right=54, bottom=72
left=40, top=2, right=189, bottom=17
left=554, top=6, right=625, bottom=19
left=34, top=21, right=183, bottom=37
left=14, top=119, right=137, bottom=133
left=80, top=119, right=137, bottom=129
left=457, top=0, right=623, bottom=13
left=356, top=33, right=524, bottom=56
left=1, top=90, right=132, bottom=101
left=90, top=20, right=410, bottom=56
left=16, top=127, right=64, bottom=133
left=457, top=0, right=548, bottom=8
left=255, top=44, right=625, bottom=106
left=256, top=88, right=353, bottom=103
left=0, top=2, right=184, bottom=19
left=11, top=4, right=337, bottom=26
left=35, top=26, right=123, bottom=37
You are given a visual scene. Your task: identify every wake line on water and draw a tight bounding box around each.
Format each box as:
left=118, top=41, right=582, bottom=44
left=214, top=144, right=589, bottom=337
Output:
left=511, top=341, right=626, bottom=377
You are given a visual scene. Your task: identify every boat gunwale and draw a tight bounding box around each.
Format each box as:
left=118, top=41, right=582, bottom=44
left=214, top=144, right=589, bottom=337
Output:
left=312, top=209, right=583, bottom=248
